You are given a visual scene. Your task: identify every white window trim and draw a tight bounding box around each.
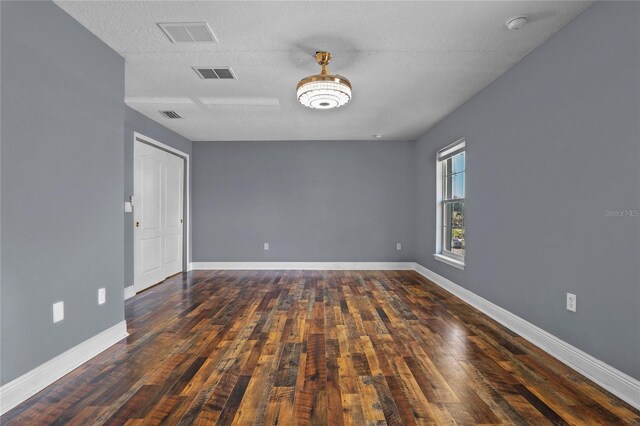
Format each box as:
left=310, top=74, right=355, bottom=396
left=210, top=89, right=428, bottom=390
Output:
left=433, top=253, right=465, bottom=270
left=434, top=138, right=465, bottom=270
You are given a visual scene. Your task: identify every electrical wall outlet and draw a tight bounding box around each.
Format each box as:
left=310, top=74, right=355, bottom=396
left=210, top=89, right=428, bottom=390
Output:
left=263, top=242, right=269, bottom=251
left=53, top=301, right=64, bottom=323
left=98, top=288, right=106, bottom=305
left=396, top=243, right=402, bottom=251
left=566, top=293, right=577, bottom=312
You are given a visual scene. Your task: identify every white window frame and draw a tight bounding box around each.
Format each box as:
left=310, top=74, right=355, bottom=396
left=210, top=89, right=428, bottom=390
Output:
left=434, top=139, right=466, bottom=270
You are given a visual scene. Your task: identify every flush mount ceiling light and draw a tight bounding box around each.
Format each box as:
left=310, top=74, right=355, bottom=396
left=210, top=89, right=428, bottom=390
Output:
left=297, top=51, right=352, bottom=109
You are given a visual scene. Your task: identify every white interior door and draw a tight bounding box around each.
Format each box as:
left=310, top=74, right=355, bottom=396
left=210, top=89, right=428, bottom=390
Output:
left=162, top=153, right=184, bottom=278
left=134, top=141, right=184, bottom=292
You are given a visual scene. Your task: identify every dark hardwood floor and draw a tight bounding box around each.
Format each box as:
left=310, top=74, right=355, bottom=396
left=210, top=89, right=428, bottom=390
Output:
left=2, top=270, right=638, bottom=425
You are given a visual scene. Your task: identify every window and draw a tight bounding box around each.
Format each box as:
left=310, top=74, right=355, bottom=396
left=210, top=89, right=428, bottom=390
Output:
left=435, top=139, right=465, bottom=269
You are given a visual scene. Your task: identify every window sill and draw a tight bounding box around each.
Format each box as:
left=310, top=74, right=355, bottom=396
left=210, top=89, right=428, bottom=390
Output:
left=433, top=254, right=465, bottom=270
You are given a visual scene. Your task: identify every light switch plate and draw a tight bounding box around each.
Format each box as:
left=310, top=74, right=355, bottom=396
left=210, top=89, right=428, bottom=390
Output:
left=124, top=201, right=133, bottom=212
left=263, top=242, right=269, bottom=251
left=396, top=243, right=402, bottom=251
left=53, top=301, right=64, bottom=323
left=98, top=288, right=106, bottom=305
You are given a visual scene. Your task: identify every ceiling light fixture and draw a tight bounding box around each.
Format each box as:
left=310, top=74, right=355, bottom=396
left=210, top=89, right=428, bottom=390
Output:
left=297, top=51, right=352, bottom=109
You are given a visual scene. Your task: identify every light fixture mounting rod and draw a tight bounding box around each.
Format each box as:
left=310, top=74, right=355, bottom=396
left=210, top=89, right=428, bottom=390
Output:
left=315, top=51, right=332, bottom=74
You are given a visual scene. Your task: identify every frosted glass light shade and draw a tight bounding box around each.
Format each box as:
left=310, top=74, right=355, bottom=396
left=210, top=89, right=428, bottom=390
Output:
left=297, top=80, right=352, bottom=109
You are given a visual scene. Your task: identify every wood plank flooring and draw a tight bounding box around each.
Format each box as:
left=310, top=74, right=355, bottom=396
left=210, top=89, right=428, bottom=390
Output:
left=2, top=270, right=638, bottom=425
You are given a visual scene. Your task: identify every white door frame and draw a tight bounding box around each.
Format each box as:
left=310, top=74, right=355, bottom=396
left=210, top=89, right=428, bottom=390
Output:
left=133, top=131, right=190, bottom=275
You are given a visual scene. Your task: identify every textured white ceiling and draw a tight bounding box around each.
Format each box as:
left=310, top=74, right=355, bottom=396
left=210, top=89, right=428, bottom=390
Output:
left=55, top=1, right=592, bottom=141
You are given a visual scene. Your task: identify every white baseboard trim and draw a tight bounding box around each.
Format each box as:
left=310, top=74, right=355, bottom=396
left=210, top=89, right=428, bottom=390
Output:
left=0, top=320, right=128, bottom=416
left=413, top=263, right=640, bottom=410
left=124, top=285, right=136, bottom=300
left=190, top=262, right=415, bottom=271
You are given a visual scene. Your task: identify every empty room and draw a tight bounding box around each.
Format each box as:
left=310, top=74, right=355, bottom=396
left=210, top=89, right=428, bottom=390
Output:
left=1, top=0, right=638, bottom=424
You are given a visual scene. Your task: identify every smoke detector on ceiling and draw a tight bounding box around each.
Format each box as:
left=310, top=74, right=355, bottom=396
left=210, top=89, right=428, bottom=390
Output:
left=158, top=22, right=217, bottom=43
left=506, top=16, right=528, bottom=31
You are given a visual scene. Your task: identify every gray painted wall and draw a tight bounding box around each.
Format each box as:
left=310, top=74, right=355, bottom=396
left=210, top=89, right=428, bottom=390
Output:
left=1, top=1, right=125, bottom=384
left=415, top=1, right=640, bottom=379
left=124, top=106, right=192, bottom=287
left=192, top=140, right=415, bottom=262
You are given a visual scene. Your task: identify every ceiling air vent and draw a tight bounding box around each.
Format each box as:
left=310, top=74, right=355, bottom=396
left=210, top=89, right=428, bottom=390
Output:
left=193, top=67, right=236, bottom=80
left=158, top=22, right=217, bottom=44
left=160, top=110, right=182, bottom=119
